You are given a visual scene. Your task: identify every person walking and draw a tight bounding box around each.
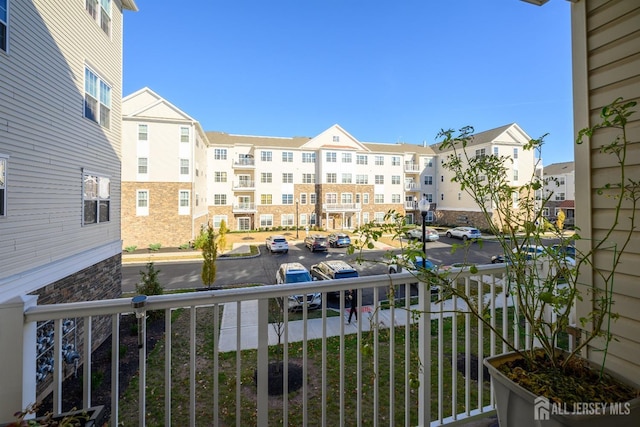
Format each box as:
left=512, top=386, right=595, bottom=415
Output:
left=348, top=288, right=358, bottom=324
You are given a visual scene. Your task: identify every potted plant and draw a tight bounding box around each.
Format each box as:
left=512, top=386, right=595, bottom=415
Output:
left=351, top=98, right=639, bottom=426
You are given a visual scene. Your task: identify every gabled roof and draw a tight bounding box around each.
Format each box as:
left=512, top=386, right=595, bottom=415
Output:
left=300, top=124, right=370, bottom=152
left=122, top=87, right=195, bottom=123
left=205, top=132, right=311, bottom=148
left=543, top=161, right=575, bottom=176
left=122, top=0, right=139, bottom=12
left=430, top=123, right=531, bottom=153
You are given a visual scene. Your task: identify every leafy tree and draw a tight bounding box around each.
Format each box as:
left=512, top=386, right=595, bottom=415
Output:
left=136, top=262, right=163, bottom=296
left=217, top=219, right=229, bottom=253
left=201, top=222, right=217, bottom=289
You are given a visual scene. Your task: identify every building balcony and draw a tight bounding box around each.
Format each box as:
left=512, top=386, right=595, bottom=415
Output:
left=1, top=265, right=514, bottom=425
left=405, top=182, right=419, bottom=191
left=232, top=202, right=257, bottom=212
left=404, top=162, right=422, bottom=173
left=232, top=180, right=256, bottom=191
left=322, top=203, right=362, bottom=212
left=232, top=158, right=255, bottom=169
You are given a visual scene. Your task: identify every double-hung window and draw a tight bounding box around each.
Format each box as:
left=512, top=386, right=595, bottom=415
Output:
left=136, top=190, right=149, bottom=216
left=84, top=67, right=111, bottom=128
left=137, top=157, right=148, bottom=174
left=83, top=171, right=110, bottom=225
left=180, top=127, right=190, bottom=143
left=1, top=0, right=8, bottom=52
left=180, top=159, right=189, bottom=175
left=86, top=0, right=111, bottom=35
left=179, top=190, right=190, bottom=215
left=282, top=152, right=293, bottom=162
left=214, top=149, right=227, bottom=160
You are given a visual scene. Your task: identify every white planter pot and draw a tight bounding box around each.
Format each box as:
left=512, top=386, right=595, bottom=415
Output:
left=484, top=352, right=640, bottom=427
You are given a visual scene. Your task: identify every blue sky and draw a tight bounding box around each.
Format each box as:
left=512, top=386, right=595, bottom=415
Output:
left=123, top=0, right=574, bottom=165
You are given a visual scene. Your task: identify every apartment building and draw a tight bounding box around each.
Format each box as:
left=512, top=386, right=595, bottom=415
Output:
left=542, top=161, right=575, bottom=226
left=431, top=123, right=541, bottom=229
left=205, top=125, right=438, bottom=233
left=122, top=88, right=210, bottom=249
left=0, top=0, right=137, bottom=404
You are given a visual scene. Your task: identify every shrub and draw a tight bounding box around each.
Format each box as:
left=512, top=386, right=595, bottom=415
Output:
left=148, top=243, right=161, bottom=251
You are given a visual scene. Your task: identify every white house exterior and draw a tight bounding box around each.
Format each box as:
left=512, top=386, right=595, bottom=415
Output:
left=121, top=88, right=209, bottom=249
left=542, top=161, right=575, bottom=226
left=0, top=0, right=137, bottom=408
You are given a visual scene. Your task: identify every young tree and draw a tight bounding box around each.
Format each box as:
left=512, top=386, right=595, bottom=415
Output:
left=217, top=219, right=229, bottom=253
left=201, top=222, right=217, bottom=289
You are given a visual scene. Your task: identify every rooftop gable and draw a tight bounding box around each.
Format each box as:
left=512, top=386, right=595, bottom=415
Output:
left=431, top=123, right=532, bottom=153
left=122, top=87, right=195, bottom=123
left=300, top=124, right=370, bottom=152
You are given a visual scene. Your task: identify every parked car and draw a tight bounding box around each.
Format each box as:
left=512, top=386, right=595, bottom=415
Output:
left=405, top=227, right=440, bottom=242
left=275, top=262, right=321, bottom=311
left=550, top=244, right=576, bottom=259
left=328, top=232, right=351, bottom=248
left=388, top=254, right=438, bottom=293
left=304, top=234, right=328, bottom=252
left=491, top=244, right=546, bottom=264
left=445, top=226, right=482, bottom=242
left=265, top=235, right=289, bottom=253
left=310, top=260, right=359, bottom=297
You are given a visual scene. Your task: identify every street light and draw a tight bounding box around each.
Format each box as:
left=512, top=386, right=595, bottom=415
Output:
left=418, top=197, right=431, bottom=269
left=295, top=199, right=299, bottom=239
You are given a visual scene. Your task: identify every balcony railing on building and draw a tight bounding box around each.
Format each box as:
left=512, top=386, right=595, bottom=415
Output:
left=404, top=162, right=422, bottom=173
left=232, top=180, right=256, bottom=190
left=232, top=158, right=255, bottom=169
left=232, top=202, right=257, bottom=212
left=322, top=203, right=361, bottom=212
left=405, top=182, right=419, bottom=191
left=0, top=264, right=530, bottom=426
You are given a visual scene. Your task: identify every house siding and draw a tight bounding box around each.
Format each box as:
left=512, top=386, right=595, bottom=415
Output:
left=572, top=0, right=640, bottom=384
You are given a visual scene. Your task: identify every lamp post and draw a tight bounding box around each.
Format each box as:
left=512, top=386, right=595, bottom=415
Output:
left=418, top=197, right=430, bottom=269
left=295, top=199, right=299, bottom=239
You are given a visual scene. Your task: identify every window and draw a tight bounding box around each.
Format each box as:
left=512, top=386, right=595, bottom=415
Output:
left=214, top=149, right=227, bottom=160
left=260, top=215, right=273, bottom=227
left=391, top=156, right=400, bottom=166
left=1, top=0, right=7, bottom=52
left=363, top=193, right=369, bottom=204
left=513, top=169, right=519, bottom=181
left=375, top=175, right=384, bottom=184
left=356, top=155, right=368, bottom=165
left=281, top=214, right=294, bottom=226
left=136, top=190, right=148, bottom=216
left=341, top=193, right=352, bottom=204
left=375, top=194, right=384, bottom=204
left=392, top=194, right=401, bottom=203
left=391, top=175, right=400, bottom=185
left=214, top=172, right=227, bottom=182
left=261, top=194, right=272, bottom=205
left=302, top=152, right=316, bottom=163
left=342, top=153, right=352, bottom=163
left=213, top=215, right=228, bottom=228
left=332, top=135, right=340, bottom=142
left=138, top=124, right=148, bottom=141
left=178, top=127, right=189, bottom=143
left=555, top=192, right=566, bottom=201
left=493, top=147, right=499, bottom=156
left=300, top=193, right=307, bottom=204
left=362, top=212, right=369, bottom=224
left=310, top=213, right=317, bottom=225
left=458, top=192, right=462, bottom=200
left=326, top=173, right=337, bottom=183
left=559, top=177, right=565, bottom=185
left=475, top=148, right=486, bottom=158
left=282, top=152, right=293, bottom=162
left=310, top=193, right=317, bottom=204
left=84, top=67, right=111, bottom=128
left=82, top=172, right=110, bottom=225
left=261, top=151, right=272, bottom=162
left=425, top=194, right=433, bottom=202
left=300, top=214, right=307, bottom=226
left=374, top=212, right=385, bottom=223
left=302, top=173, right=315, bottom=184
left=213, top=194, right=226, bottom=205
left=282, top=194, right=294, bottom=205
left=440, top=194, right=444, bottom=201
left=326, top=152, right=336, bottom=163
left=441, top=175, right=444, bottom=182
left=424, top=175, right=433, bottom=185
left=424, top=158, right=433, bottom=168
left=261, top=172, right=272, bottom=183
left=326, top=193, right=337, bottom=204
left=86, top=0, right=111, bottom=35
left=180, top=159, right=189, bottom=175
left=355, top=193, right=360, bottom=203
left=282, top=173, right=293, bottom=183
left=342, top=173, right=352, bottom=184
left=375, top=156, right=384, bottom=166
left=0, top=156, right=7, bottom=216
left=356, top=174, right=368, bottom=184
left=542, top=208, right=549, bottom=217
left=137, top=157, right=148, bottom=174
left=513, top=148, right=518, bottom=159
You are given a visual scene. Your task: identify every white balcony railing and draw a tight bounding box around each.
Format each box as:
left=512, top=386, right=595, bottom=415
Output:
left=232, top=202, right=256, bottom=212
left=232, top=159, right=255, bottom=168
left=404, top=162, right=421, bottom=173
left=232, top=180, right=256, bottom=190
left=1, top=264, right=521, bottom=426
left=322, top=203, right=362, bottom=212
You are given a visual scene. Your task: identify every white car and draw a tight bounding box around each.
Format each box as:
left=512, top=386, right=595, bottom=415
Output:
left=445, top=227, right=482, bottom=242
left=265, top=235, right=289, bottom=253
left=405, top=227, right=440, bottom=242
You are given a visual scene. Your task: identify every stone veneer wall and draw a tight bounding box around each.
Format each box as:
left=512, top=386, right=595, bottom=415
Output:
left=434, top=210, right=492, bottom=230
left=30, top=254, right=122, bottom=399
left=122, top=181, right=195, bottom=249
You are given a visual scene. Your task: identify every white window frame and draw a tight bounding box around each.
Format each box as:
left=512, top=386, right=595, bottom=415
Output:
left=214, top=148, right=227, bottom=160
left=302, top=173, right=315, bottom=184
left=300, top=214, right=308, bottom=226
left=214, top=171, right=227, bottom=182
left=138, top=124, right=148, bottom=141
left=261, top=151, right=272, bottom=162
left=326, top=173, right=337, bottom=183
left=282, top=152, right=293, bottom=162
left=342, top=153, right=352, bottom=163
left=374, top=194, right=384, bottom=204
left=179, top=190, right=190, bottom=215
left=261, top=194, right=272, bottom=205
left=375, top=156, right=384, bottom=166
left=326, top=193, right=337, bottom=204
left=84, top=67, right=111, bottom=128
left=375, top=175, right=384, bottom=184
left=282, top=194, right=294, bottom=205
left=180, top=126, right=190, bottom=143
left=282, top=173, right=293, bottom=184
left=300, top=193, right=307, bottom=204
left=260, top=214, right=273, bottom=227
left=424, top=175, right=433, bottom=185
left=326, top=152, right=336, bottom=163
left=137, top=157, right=148, bottom=175
left=356, top=155, right=368, bottom=165
left=82, top=170, right=110, bottom=225
left=392, top=194, right=401, bottom=203
left=281, top=214, right=294, bottom=226
left=341, top=193, right=353, bottom=204
left=391, top=175, right=400, bottom=185
left=310, top=193, right=317, bottom=204
left=356, top=174, right=368, bottom=185
left=136, top=190, right=149, bottom=216
left=86, top=0, right=111, bottom=35
left=214, top=194, right=227, bottom=205
left=180, top=158, right=190, bottom=175
left=213, top=215, right=228, bottom=228
left=363, top=193, right=369, bottom=204
left=261, top=172, right=272, bottom=183
left=302, top=152, right=316, bottom=163
left=391, top=156, right=400, bottom=166
left=341, top=173, right=352, bottom=184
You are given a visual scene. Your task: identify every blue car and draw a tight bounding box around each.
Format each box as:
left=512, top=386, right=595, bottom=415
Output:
left=328, top=233, right=351, bottom=248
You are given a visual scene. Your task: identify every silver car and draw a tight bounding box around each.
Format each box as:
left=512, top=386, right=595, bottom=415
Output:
left=445, top=227, right=481, bottom=242
left=406, top=227, right=439, bottom=242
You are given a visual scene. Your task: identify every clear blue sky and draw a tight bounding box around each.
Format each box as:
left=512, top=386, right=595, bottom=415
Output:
left=123, top=0, right=574, bottom=166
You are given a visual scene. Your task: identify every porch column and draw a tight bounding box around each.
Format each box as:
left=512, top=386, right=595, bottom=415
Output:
left=0, top=295, right=38, bottom=423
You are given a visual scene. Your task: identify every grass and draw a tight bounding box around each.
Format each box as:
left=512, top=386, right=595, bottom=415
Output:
left=116, top=301, right=523, bottom=426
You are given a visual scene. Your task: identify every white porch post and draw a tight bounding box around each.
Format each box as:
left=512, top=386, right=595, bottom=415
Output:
left=0, top=295, right=38, bottom=423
